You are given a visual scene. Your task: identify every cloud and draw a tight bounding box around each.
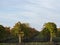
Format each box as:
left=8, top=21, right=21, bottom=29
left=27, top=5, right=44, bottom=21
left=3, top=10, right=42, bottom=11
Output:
left=0, top=0, right=60, bottom=31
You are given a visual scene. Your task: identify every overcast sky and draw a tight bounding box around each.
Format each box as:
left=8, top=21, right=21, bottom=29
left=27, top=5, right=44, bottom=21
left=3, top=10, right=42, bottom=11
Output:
left=0, top=0, right=60, bottom=31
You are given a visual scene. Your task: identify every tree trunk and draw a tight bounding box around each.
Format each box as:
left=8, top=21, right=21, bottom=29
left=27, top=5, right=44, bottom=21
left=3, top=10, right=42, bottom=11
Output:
left=19, top=35, right=21, bottom=43
left=50, top=32, right=52, bottom=42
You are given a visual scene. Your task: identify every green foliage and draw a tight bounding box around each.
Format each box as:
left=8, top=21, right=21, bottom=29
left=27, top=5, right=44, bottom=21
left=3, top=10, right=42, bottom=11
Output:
left=56, top=28, right=60, bottom=37
left=0, top=21, right=59, bottom=42
left=41, top=28, right=50, bottom=39
left=20, top=23, right=39, bottom=38
left=43, top=22, right=57, bottom=42
left=0, top=25, right=6, bottom=38
left=53, top=37, right=60, bottom=42
left=0, top=25, right=10, bottom=40
left=44, top=22, right=57, bottom=33
left=34, top=28, right=50, bottom=41
left=11, top=22, right=39, bottom=39
left=11, top=22, right=21, bottom=36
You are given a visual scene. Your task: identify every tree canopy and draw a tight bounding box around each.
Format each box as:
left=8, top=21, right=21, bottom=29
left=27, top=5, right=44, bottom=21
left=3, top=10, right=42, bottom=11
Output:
left=43, top=22, right=57, bottom=42
left=0, top=21, right=60, bottom=42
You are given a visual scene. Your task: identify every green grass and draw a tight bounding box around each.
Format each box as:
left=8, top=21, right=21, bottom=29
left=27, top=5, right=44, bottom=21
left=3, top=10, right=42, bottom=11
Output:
left=0, top=42, right=60, bottom=45
left=0, top=43, right=18, bottom=45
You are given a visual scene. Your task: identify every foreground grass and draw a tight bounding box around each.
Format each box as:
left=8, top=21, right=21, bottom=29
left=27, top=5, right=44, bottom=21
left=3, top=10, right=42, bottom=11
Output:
left=0, top=43, right=19, bottom=45
left=0, top=42, right=60, bottom=45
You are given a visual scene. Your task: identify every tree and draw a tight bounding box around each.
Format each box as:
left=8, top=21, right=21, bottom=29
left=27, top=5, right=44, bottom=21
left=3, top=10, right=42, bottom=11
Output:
left=41, top=28, right=50, bottom=41
left=43, top=22, right=57, bottom=42
left=11, top=22, right=39, bottom=42
left=56, top=28, right=60, bottom=37
left=0, top=25, right=8, bottom=40
left=11, top=22, right=24, bottom=43
left=11, top=22, right=21, bottom=36
left=21, top=23, right=39, bottom=39
left=5, top=27, right=10, bottom=32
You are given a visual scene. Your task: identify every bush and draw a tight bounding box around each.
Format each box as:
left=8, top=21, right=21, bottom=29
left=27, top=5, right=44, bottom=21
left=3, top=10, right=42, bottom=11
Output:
left=53, top=37, right=60, bottom=42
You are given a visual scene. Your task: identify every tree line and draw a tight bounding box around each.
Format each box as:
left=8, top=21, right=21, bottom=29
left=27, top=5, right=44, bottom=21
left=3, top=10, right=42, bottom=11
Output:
left=0, top=22, right=39, bottom=42
left=0, top=21, right=60, bottom=42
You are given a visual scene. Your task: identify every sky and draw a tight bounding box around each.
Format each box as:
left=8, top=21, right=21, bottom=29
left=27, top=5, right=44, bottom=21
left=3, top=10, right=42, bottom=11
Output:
left=0, top=0, right=60, bottom=31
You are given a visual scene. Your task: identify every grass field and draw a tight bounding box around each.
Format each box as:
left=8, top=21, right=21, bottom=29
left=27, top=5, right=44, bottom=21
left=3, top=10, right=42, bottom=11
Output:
left=0, top=42, right=60, bottom=45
